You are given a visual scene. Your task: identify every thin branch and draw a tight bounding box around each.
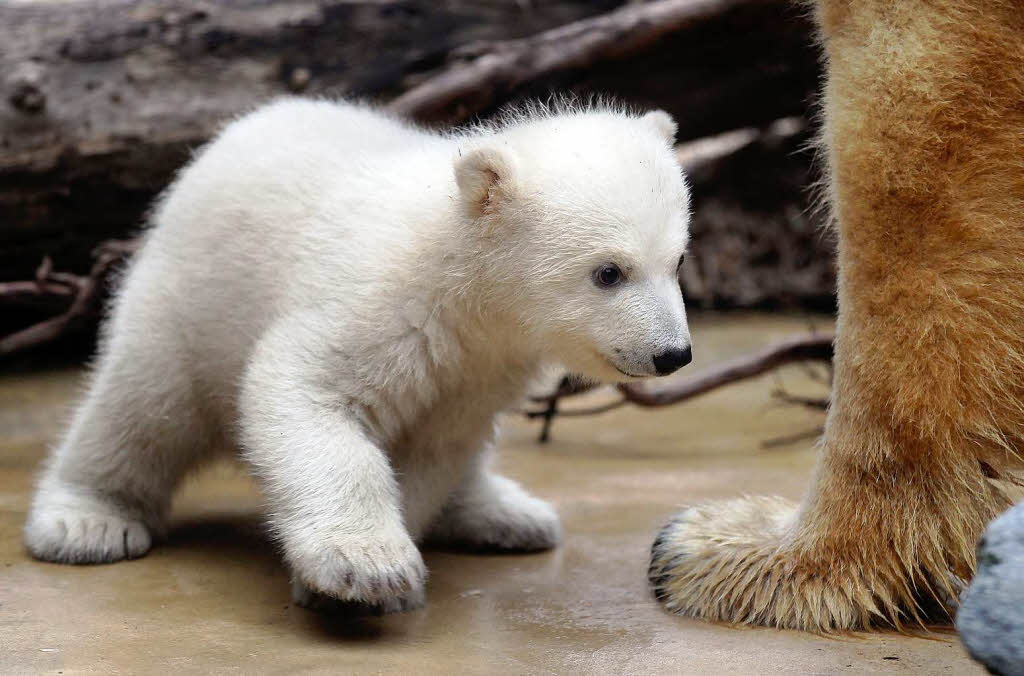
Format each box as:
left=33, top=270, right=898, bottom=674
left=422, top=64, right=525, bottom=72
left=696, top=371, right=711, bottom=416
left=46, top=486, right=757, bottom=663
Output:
left=0, top=279, right=77, bottom=307
left=770, top=388, right=830, bottom=410
left=389, top=0, right=767, bottom=123
left=676, top=116, right=805, bottom=173
left=521, top=333, right=833, bottom=437
left=761, top=426, right=824, bottom=449
left=523, top=395, right=628, bottom=420
left=527, top=375, right=599, bottom=404
left=0, top=239, right=138, bottom=357
left=616, top=332, right=833, bottom=407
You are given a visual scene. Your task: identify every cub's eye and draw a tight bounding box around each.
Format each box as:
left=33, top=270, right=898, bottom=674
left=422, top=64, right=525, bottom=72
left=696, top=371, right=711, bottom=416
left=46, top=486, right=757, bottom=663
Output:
left=677, top=253, right=686, bottom=269
left=593, top=264, right=623, bottom=288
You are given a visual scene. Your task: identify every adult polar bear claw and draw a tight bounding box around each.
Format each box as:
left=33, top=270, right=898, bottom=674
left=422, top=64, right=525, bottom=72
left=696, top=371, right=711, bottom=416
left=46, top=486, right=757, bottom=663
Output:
left=24, top=97, right=694, bottom=614
left=650, top=0, right=1024, bottom=632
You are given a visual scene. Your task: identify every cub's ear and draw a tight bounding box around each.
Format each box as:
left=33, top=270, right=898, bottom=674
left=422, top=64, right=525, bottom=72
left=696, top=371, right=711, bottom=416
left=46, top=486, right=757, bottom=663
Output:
left=642, top=110, right=678, bottom=145
left=454, top=146, right=517, bottom=217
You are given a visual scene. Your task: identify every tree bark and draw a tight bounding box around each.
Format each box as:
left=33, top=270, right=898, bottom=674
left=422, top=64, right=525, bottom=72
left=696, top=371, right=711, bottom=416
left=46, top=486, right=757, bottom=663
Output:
left=389, top=0, right=773, bottom=123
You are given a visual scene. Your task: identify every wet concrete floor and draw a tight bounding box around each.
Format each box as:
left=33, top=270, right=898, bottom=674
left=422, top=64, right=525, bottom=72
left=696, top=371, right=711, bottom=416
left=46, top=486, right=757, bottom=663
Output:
left=0, top=314, right=981, bottom=674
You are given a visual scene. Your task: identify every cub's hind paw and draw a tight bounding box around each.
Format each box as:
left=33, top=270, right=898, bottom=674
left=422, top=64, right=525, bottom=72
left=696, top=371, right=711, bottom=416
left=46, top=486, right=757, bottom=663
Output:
left=428, top=474, right=561, bottom=553
left=25, top=500, right=152, bottom=564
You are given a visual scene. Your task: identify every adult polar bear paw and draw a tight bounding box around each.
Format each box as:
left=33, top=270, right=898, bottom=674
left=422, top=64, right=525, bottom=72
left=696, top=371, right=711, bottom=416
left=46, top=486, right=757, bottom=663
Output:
left=287, top=529, right=427, bottom=614
left=648, top=496, right=910, bottom=633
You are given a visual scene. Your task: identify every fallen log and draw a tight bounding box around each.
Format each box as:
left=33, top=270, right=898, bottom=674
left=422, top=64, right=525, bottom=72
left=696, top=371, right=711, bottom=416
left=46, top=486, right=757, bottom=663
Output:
left=390, top=0, right=770, bottom=123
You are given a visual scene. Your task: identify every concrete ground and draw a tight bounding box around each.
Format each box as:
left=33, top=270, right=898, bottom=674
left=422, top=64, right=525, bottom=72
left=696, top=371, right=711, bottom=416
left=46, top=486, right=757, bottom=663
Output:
left=0, top=314, right=981, bottom=675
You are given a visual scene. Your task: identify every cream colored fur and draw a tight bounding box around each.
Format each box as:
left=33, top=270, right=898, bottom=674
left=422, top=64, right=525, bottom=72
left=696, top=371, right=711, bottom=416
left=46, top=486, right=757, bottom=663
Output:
left=24, top=98, right=693, bottom=613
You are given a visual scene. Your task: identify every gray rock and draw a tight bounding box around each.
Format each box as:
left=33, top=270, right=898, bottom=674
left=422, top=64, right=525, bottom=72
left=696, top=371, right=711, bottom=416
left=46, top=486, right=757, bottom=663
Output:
left=958, top=502, right=1024, bottom=676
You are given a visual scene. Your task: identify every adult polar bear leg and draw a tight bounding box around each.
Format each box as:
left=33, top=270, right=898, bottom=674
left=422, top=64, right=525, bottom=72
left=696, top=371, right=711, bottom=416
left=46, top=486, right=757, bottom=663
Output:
left=650, top=0, right=1024, bottom=631
left=240, top=316, right=426, bottom=613
left=426, top=459, right=562, bottom=553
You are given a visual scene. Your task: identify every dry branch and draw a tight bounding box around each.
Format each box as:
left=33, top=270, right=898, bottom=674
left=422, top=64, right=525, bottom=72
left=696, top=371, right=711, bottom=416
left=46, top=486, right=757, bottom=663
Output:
left=675, top=117, right=804, bottom=173
left=0, top=239, right=137, bottom=357
left=760, top=426, right=823, bottom=449
left=390, top=0, right=766, bottom=123
left=618, top=332, right=833, bottom=406
left=524, top=332, right=833, bottom=427
left=770, top=388, right=829, bottom=410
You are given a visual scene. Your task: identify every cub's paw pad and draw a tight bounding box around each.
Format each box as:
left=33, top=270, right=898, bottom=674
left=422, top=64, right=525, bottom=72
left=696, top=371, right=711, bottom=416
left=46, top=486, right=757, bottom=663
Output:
left=291, top=579, right=425, bottom=616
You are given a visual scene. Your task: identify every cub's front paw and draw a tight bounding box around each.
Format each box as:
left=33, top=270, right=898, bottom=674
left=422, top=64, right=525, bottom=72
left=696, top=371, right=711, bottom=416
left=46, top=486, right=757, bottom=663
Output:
left=290, top=578, right=425, bottom=616
left=429, top=473, right=562, bottom=552
left=287, top=529, right=427, bottom=614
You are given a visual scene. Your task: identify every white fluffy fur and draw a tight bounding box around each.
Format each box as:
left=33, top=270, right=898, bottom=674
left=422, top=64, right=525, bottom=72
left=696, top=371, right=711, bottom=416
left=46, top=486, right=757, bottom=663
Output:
left=24, top=98, right=692, bottom=612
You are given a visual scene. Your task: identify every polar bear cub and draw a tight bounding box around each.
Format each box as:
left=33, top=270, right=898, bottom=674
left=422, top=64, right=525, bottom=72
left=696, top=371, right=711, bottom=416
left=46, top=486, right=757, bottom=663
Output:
left=25, top=98, right=693, bottom=612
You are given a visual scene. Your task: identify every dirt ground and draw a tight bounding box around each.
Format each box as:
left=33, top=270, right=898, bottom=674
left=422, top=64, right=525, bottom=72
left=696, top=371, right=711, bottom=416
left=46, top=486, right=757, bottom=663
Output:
left=0, top=314, right=981, bottom=674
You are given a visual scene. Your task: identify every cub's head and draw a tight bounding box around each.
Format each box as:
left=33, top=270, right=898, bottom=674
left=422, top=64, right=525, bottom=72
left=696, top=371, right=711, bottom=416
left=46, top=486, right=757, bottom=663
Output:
left=454, top=106, right=692, bottom=382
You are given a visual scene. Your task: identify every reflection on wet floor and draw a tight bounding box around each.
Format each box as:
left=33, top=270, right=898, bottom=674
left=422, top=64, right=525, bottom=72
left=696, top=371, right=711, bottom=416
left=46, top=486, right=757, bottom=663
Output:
left=0, top=314, right=981, bottom=674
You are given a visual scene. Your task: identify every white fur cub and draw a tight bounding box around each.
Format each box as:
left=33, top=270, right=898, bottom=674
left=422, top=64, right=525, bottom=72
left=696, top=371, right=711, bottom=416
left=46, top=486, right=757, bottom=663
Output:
left=25, top=98, right=693, bottom=613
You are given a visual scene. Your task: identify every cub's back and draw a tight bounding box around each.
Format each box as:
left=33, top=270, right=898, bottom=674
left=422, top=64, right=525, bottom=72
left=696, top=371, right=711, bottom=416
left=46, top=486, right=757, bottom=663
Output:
left=113, top=100, right=445, bottom=410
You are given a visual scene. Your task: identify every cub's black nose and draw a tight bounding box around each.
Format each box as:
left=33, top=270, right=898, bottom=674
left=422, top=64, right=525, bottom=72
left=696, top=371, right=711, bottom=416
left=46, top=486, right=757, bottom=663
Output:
left=652, top=346, right=692, bottom=375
